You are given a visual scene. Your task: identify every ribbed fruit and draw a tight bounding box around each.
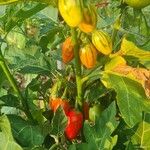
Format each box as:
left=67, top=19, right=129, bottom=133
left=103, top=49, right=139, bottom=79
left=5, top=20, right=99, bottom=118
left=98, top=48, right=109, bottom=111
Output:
left=92, top=30, right=112, bottom=55
left=79, top=43, right=97, bottom=69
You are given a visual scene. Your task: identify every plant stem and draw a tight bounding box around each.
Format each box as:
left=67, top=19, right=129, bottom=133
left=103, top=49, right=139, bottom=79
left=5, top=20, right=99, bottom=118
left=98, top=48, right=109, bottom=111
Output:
left=111, top=15, right=122, bottom=50
left=49, top=143, right=59, bottom=150
left=0, top=55, right=34, bottom=121
left=82, top=72, right=102, bottom=84
left=111, top=28, right=118, bottom=50
left=71, top=28, right=82, bottom=108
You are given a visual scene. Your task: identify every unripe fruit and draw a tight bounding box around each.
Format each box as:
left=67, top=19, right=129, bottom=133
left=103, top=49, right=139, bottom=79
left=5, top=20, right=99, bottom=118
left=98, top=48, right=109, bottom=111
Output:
left=78, top=5, right=97, bottom=33
left=123, top=0, right=150, bottom=9
left=89, top=104, right=103, bottom=122
left=92, top=30, right=112, bottom=55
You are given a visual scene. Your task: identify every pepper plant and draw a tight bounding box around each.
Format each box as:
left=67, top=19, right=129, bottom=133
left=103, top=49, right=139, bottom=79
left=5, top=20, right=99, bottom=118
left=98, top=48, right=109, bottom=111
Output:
left=0, top=0, right=150, bottom=150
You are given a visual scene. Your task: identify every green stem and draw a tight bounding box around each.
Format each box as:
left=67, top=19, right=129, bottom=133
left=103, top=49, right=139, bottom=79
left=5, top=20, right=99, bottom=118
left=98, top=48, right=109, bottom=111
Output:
left=111, top=28, right=118, bottom=50
left=0, top=55, right=34, bottom=121
left=82, top=72, right=102, bottom=84
left=111, top=15, right=122, bottom=50
left=49, top=143, right=59, bottom=150
left=71, top=28, right=82, bottom=108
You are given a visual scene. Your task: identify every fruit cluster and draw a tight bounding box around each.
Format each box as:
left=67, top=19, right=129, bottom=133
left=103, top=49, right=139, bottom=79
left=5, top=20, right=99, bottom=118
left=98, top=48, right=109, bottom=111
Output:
left=49, top=98, right=104, bottom=140
left=49, top=98, right=83, bottom=140
left=59, top=0, right=113, bottom=69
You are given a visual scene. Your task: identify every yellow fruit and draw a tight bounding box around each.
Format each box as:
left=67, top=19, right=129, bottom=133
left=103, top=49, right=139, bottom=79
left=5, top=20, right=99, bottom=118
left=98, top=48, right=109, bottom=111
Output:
left=58, top=0, right=83, bottom=27
left=92, top=30, right=112, bottom=55
left=78, top=5, right=97, bottom=33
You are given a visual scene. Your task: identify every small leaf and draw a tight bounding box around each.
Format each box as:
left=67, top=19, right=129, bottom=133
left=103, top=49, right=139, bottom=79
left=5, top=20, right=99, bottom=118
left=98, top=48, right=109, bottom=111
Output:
left=50, top=107, right=67, bottom=137
left=119, top=38, right=150, bottom=67
left=0, top=94, right=21, bottom=108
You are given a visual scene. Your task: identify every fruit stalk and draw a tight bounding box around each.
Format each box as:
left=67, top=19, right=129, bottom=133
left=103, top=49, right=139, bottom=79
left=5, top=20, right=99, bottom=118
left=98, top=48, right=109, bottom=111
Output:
left=71, top=28, right=82, bottom=108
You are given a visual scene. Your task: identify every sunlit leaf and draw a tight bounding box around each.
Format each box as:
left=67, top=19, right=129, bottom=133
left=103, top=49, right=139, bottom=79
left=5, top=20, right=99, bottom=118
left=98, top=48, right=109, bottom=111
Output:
left=50, top=107, right=67, bottom=136
left=103, top=72, right=149, bottom=127
left=119, top=38, right=150, bottom=68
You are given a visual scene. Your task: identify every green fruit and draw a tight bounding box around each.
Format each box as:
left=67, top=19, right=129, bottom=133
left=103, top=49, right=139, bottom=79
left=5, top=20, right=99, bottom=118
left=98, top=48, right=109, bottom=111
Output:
left=89, top=104, right=103, bottom=122
left=124, top=0, right=150, bottom=9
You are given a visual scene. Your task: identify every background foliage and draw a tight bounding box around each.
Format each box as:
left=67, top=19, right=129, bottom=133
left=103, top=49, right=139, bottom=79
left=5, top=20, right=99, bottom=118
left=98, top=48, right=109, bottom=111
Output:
left=0, top=0, right=150, bottom=149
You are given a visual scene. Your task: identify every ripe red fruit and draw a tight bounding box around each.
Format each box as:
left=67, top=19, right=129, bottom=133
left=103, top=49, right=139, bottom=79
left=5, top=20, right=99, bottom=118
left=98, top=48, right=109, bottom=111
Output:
left=65, top=110, right=83, bottom=140
left=49, top=98, right=71, bottom=115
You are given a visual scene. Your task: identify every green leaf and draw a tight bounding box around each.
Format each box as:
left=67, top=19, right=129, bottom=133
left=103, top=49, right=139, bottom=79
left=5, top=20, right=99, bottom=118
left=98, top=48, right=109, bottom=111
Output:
left=83, top=101, right=119, bottom=150
left=50, top=107, right=67, bottom=136
left=0, top=115, right=23, bottom=150
left=131, top=113, right=150, bottom=149
left=5, top=3, right=47, bottom=32
left=103, top=72, right=148, bottom=127
left=7, top=115, right=44, bottom=148
left=6, top=30, right=26, bottom=49
left=41, top=6, right=58, bottom=22
left=7, top=51, right=51, bottom=75
left=0, top=94, right=21, bottom=108
left=0, top=0, right=20, bottom=5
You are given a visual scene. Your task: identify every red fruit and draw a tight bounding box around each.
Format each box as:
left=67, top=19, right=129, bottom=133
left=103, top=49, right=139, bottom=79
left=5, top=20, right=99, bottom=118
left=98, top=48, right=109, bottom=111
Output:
left=65, top=110, right=83, bottom=140
left=49, top=98, right=71, bottom=115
